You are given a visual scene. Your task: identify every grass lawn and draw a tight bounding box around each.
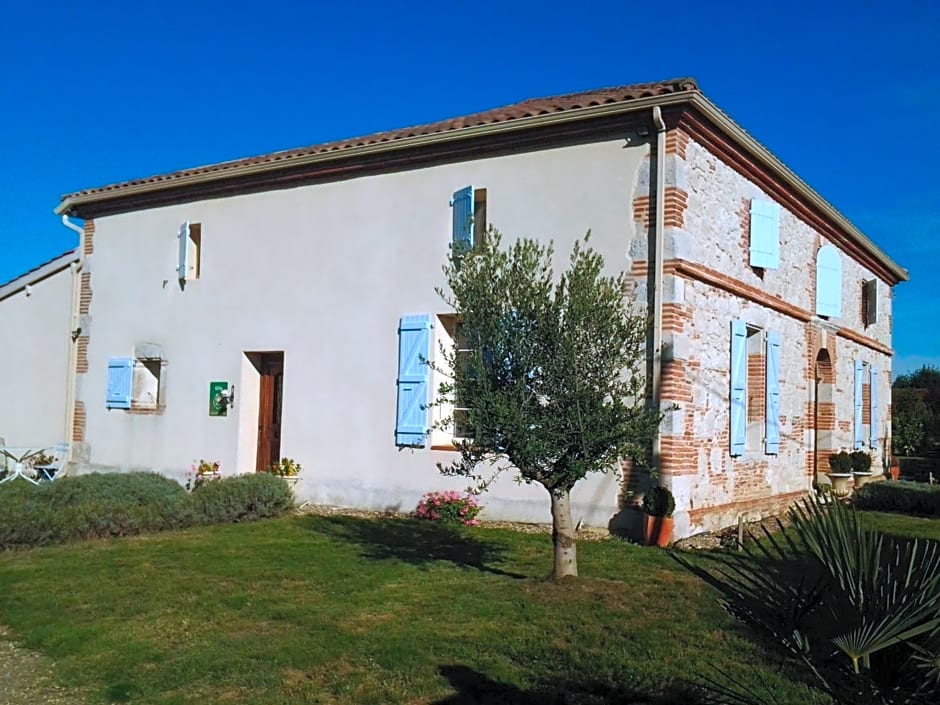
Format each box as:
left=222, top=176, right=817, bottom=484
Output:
left=858, top=509, right=940, bottom=541
left=0, top=515, right=850, bottom=705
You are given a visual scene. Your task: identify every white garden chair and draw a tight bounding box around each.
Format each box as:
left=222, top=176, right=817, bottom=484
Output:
left=34, top=442, right=70, bottom=482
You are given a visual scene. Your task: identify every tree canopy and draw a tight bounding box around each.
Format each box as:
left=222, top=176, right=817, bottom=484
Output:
left=434, top=230, right=662, bottom=578
left=892, top=365, right=940, bottom=457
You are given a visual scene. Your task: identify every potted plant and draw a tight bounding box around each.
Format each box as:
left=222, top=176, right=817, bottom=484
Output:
left=850, top=450, right=875, bottom=488
left=826, top=451, right=853, bottom=496
left=263, top=457, right=302, bottom=491
left=641, top=485, right=675, bottom=547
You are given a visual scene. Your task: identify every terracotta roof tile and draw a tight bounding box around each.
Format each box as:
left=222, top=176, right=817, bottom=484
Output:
left=63, top=77, right=698, bottom=200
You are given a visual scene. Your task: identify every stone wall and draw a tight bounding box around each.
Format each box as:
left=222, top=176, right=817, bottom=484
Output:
left=628, top=129, right=895, bottom=537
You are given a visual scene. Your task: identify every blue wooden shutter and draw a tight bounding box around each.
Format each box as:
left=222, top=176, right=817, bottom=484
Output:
left=870, top=366, right=879, bottom=449
left=816, top=245, right=842, bottom=317
left=396, top=315, right=433, bottom=447
left=853, top=359, right=864, bottom=449
left=451, top=186, right=474, bottom=256
left=749, top=199, right=780, bottom=269
left=765, top=330, right=781, bottom=455
left=177, top=222, right=191, bottom=279
left=107, top=357, right=134, bottom=409
left=730, top=320, right=747, bottom=457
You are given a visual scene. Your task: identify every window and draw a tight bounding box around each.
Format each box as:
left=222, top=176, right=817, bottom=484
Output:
left=177, top=222, right=201, bottom=281
left=132, top=359, right=163, bottom=410
left=854, top=360, right=880, bottom=450
left=450, top=186, right=487, bottom=257
left=815, top=245, right=842, bottom=318
left=729, top=321, right=781, bottom=456
left=428, top=314, right=474, bottom=448
left=745, top=326, right=764, bottom=451
left=106, top=345, right=166, bottom=412
left=862, top=279, right=878, bottom=326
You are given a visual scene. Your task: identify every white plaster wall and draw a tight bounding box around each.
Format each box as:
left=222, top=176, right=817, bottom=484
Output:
left=78, top=138, right=647, bottom=527
left=0, top=267, right=74, bottom=447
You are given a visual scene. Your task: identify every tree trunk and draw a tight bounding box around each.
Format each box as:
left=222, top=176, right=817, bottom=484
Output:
left=549, top=487, right=578, bottom=578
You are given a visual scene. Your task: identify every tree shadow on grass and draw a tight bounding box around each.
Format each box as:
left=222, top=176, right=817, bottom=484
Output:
left=301, top=515, right=526, bottom=578
left=430, top=665, right=707, bottom=704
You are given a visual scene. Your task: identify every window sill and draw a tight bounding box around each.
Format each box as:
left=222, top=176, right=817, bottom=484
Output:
left=431, top=443, right=459, bottom=452
left=128, top=406, right=166, bottom=416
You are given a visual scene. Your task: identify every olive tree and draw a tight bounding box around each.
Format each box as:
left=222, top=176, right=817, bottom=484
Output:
left=434, top=230, right=662, bottom=578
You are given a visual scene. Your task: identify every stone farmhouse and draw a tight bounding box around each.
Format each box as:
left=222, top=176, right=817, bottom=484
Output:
left=6, top=77, right=908, bottom=539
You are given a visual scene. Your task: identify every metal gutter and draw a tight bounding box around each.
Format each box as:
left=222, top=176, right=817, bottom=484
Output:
left=61, top=216, right=85, bottom=457
left=651, top=106, right=667, bottom=470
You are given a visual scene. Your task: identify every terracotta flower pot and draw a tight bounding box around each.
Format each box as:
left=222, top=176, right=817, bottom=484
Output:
left=643, top=514, right=674, bottom=547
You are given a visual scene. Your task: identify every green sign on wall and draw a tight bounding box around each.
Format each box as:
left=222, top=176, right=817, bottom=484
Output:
left=209, top=381, right=229, bottom=417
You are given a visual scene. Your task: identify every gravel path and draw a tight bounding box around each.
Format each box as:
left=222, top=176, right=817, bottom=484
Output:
left=0, top=628, right=88, bottom=705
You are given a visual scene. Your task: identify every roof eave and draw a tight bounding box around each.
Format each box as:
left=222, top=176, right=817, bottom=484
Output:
left=54, top=91, right=694, bottom=217
left=0, top=250, right=80, bottom=301
left=686, top=93, right=909, bottom=284
left=55, top=89, right=908, bottom=285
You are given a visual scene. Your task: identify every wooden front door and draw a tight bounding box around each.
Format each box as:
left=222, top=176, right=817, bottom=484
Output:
left=256, top=353, right=284, bottom=472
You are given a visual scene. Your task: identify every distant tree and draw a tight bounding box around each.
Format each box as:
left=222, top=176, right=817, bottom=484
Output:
left=434, top=230, right=663, bottom=579
left=893, top=365, right=940, bottom=456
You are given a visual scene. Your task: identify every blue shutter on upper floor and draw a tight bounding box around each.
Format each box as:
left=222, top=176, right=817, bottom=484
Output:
left=107, top=357, right=134, bottom=409
left=395, top=315, right=433, bottom=447
left=451, top=186, right=474, bottom=256
left=765, top=330, right=781, bottom=455
left=853, top=359, right=864, bottom=450
left=730, top=320, right=747, bottom=457
left=870, top=366, right=879, bottom=449
left=816, top=245, right=843, bottom=318
left=177, top=222, right=191, bottom=280
left=749, top=199, right=781, bottom=269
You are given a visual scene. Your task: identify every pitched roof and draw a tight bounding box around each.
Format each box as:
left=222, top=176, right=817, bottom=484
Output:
left=0, top=249, right=79, bottom=301
left=60, top=77, right=699, bottom=202
left=53, top=77, right=907, bottom=284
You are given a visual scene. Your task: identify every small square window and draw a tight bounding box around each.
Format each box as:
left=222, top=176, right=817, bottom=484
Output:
left=132, top=358, right=164, bottom=410
left=473, top=189, right=487, bottom=248
left=862, top=279, right=877, bottom=327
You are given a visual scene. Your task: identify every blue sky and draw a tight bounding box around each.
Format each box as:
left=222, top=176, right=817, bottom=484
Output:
left=1, top=0, right=936, bottom=374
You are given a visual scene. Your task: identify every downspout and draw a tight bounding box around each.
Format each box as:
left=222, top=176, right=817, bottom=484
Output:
left=651, top=106, right=667, bottom=471
left=61, top=215, right=84, bottom=465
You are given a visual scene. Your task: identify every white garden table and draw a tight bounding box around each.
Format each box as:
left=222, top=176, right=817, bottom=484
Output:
left=0, top=448, right=46, bottom=485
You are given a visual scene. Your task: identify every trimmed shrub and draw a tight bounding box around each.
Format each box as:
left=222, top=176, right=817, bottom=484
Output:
left=190, top=473, right=294, bottom=524
left=898, top=456, right=940, bottom=483
left=827, top=450, right=852, bottom=473
left=849, top=450, right=872, bottom=473
left=854, top=480, right=940, bottom=517
left=414, top=490, right=481, bottom=526
left=0, top=473, right=195, bottom=549
left=0, top=471, right=293, bottom=550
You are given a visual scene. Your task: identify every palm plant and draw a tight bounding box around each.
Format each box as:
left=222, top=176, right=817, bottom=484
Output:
left=674, top=498, right=940, bottom=704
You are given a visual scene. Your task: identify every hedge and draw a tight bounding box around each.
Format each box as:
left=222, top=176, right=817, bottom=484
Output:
left=853, top=481, right=940, bottom=518
left=0, top=472, right=294, bottom=550
left=190, top=473, right=294, bottom=524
